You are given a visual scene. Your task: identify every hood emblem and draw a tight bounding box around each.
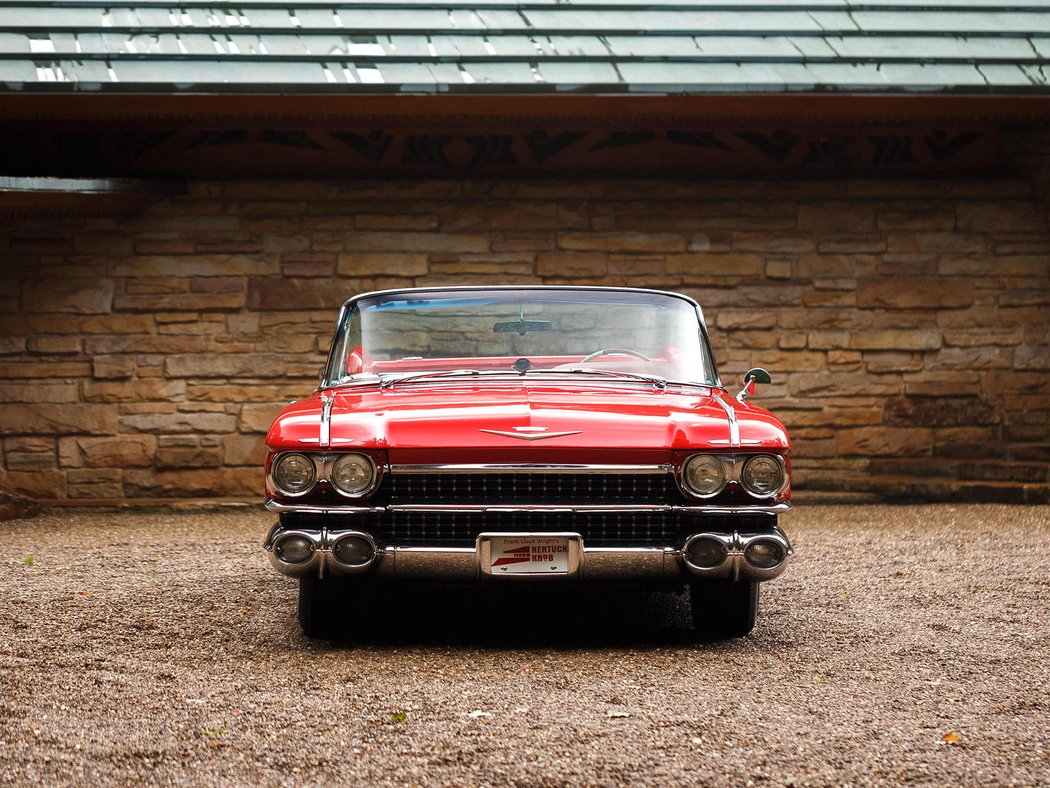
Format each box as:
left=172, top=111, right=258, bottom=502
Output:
left=479, top=426, right=582, bottom=441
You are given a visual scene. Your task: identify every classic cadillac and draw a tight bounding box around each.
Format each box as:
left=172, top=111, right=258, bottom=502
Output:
left=263, top=286, right=793, bottom=639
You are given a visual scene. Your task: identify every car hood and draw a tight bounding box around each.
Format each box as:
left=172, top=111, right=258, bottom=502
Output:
left=267, top=383, right=789, bottom=462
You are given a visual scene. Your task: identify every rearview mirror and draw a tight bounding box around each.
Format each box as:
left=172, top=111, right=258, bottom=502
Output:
left=737, top=367, right=771, bottom=402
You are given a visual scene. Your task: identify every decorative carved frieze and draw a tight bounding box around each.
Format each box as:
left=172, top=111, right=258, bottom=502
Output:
left=0, top=126, right=997, bottom=177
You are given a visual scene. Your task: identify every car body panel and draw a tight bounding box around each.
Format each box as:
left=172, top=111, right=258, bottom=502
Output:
left=267, top=384, right=790, bottom=456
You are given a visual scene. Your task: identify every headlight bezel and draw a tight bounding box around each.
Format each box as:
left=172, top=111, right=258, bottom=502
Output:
left=744, top=538, right=786, bottom=569
left=680, top=454, right=729, bottom=498
left=270, top=452, right=318, bottom=498
left=739, top=454, right=787, bottom=499
left=329, top=453, right=379, bottom=499
left=272, top=532, right=317, bottom=565
left=268, top=451, right=382, bottom=500
left=678, top=452, right=788, bottom=500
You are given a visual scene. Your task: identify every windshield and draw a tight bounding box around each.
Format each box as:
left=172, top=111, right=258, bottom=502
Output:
left=324, top=288, right=718, bottom=388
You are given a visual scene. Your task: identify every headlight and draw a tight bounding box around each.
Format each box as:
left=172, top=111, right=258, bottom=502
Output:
left=330, top=453, right=376, bottom=496
left=740, top=455, right=785, bottom=497
left=332, top=534, right=376, bottom=567
left=272, top=453, right=316, bottom=496
left=681, top=454, right=727, bottom=497
left=274, top=534, right=314, bottom=564
left=744, top=539, right=785, bottom=569
left=685, top=536, right=728, bottom=569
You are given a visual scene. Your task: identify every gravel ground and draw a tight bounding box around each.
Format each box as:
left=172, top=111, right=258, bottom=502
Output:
left=0, top=504, right=1048, bottom=786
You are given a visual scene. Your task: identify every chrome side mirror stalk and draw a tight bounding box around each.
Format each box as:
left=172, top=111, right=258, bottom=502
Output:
left=737, top=367, right=772, bottom=403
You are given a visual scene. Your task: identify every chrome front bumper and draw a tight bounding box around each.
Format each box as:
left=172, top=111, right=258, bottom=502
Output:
left=262, top=516, right=794, bottom=584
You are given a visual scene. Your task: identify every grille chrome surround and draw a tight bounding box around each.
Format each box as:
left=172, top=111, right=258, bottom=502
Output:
left=278, top=511, right=778, bottom=549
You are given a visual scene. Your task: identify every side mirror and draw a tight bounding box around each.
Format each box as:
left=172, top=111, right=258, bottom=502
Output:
left=318, top=365, right=326, bottom=383
left=737, top=367, right=772, bottom=402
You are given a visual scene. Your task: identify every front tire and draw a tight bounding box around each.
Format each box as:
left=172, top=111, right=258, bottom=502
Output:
left=690, top=580, right=759, bottom=638
left=298, top=577, right=352, bottom=640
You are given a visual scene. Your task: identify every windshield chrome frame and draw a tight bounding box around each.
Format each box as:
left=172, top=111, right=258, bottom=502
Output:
left=318, top=285, right=723, bottom=392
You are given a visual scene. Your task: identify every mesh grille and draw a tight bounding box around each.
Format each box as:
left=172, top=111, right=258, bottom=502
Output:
left=281, top=511, right=776, bottom=549
left=388, top=472, right=679, bottom=505
left=378, top=510, right=679, bottom=547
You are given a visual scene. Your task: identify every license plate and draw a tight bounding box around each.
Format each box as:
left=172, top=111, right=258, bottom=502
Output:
left=484, top=535, right=574, bottom=575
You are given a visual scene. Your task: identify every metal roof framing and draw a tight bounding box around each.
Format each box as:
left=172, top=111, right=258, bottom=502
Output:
left=0, top=0, right=1047, bottom=94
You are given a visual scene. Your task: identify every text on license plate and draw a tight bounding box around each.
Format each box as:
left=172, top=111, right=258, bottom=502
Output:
left=487, top=536, right=571, bottom=575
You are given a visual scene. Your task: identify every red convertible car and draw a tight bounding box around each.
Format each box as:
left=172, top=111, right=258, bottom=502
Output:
left=263, top=286, right=792, bottom=639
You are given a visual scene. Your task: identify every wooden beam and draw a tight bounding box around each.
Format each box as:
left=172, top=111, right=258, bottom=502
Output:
left=1, top=93, right=1048, bottom=127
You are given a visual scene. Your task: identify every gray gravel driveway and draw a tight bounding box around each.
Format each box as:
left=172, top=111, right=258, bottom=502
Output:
left=0, top=504, right=1047, bottom=786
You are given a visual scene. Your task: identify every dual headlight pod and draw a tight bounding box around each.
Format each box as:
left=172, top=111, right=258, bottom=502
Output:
left=683, top=533, right=789, bottom=574
left=680, top=453, right=786, bottom=498
left=270, top=452, right=378, bottom=498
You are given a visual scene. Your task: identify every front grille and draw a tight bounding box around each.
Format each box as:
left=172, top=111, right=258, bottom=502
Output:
left=378, top=510, right=680, bottom=547
left=388, top=472, right=680, bottom=506
left=280, top=511, right=777, bottom=549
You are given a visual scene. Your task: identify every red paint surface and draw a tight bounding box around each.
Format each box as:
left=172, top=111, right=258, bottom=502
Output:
left=265, top=380, right=792, bottom=503
left=267, top=381, right=789, bottom=458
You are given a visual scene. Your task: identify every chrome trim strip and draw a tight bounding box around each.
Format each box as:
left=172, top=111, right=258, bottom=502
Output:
left=266, top=499, right=790, bottom=515
left=319, top=392, right=334, bottom=448
left=679, top=503, right=791, bottom=515
left=388, top=463, right=673, bottom=475
left=478, top=428, right=583, bottom=441
left=391, top=504, right=653, bottom=513
left=266, top=500, right=384, bottom=514
left=713, top=395, right=740, bottom=448
left=341, top=285, right=705, bottom=319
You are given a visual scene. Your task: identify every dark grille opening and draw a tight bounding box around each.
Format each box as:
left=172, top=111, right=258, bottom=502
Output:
left=280, top=511, right=777, bottom=549
left=388, top=473, right=680, bottom=506
left=378, top=510, right=680, bottom=547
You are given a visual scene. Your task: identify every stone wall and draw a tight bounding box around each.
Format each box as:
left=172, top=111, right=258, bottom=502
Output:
left=2, top=142, right=1048, bottom=502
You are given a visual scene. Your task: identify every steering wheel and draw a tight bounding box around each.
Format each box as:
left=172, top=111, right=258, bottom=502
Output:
left=580, top=348, right=653, bottom=363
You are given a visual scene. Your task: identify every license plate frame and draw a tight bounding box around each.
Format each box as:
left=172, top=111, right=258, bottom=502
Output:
left=477, top=532, right=583, bottom=578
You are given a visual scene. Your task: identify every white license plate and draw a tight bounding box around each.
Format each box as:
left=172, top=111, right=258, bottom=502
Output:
left=486, top=535, right=572, bottom=575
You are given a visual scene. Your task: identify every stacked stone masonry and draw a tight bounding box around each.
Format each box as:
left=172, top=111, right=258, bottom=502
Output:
left=1, top=136, right=1048, bottom=502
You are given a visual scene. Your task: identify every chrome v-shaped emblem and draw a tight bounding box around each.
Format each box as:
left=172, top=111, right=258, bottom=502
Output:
left=479, top=426, right=582, bottom=441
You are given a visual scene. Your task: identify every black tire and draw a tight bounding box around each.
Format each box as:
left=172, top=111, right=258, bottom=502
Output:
left=298, top=576, right=352, bottom=640
left=689, top=580, right=760, bottom=638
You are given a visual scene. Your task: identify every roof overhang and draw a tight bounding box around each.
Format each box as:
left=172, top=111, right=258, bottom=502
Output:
left=2, top=92, right=1049, bottom=125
